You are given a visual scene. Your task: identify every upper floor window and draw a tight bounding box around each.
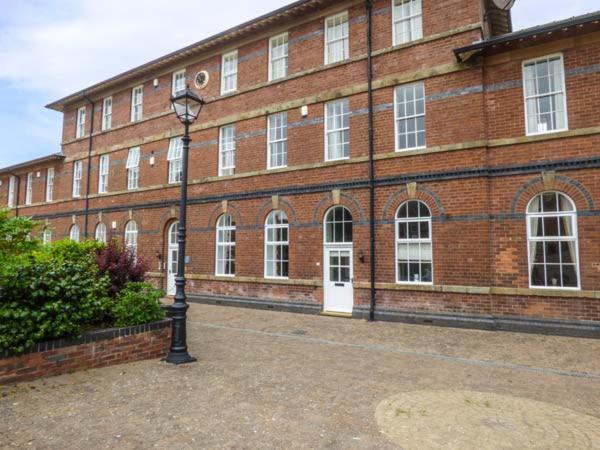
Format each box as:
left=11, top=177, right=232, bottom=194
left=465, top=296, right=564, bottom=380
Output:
left=221, top=51, right=238, bottom=95
left=392, top=0, right=423, bottom=45
left=102, top=97, right=112, bottom=131
left=131, top=85, right=143, bottom=122
left=523, top=54, right=568, bottom=136
left=527, top=192, right=579, bottom=289
left=219, top=125, right=236, bottom=176
left=46, top=168, right=54, bottom=202
left=265, top=210, right=289, bottom=279
left=396, top=200, right=432, bottom=284
left=72, top=160, right=83, bottom=198
left=7, top=175, right=16, bottom=208
left=167, top=138, right=183, bottom=184
left=95, top=222, right=107, bottom=244
left=325, top=12, right=349, bottom=65
left=69, top=224, right=80, bottom=243
left=269, top=33, right=289, bottom=81
left=98, top=154, right=109, bottom=194
left=76, top=106, right=86, bottom=139
left=325, top=98, right=350, bottom=161
left=395, top=82, right=426, bottom=151
left=215, top=214, right=236, bottom=276
left=124, top=221, right=138, bottom=256
left=42, top=228, right=52, bottom=245
left=25, top=172, right=33, bottom=205
left=126, top=147, right=140, bottom=190
left=267, top=112, right=288, bottom=169
left=172, top=69, right=186, bottom=96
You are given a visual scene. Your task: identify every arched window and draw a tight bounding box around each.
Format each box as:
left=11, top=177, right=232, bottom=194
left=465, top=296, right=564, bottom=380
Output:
left=527, top=192, right=579, bottom=289
left=95, top=223, right=107, bottom=243
left=69, top=224, right=80, bottom=242
left=124, top=221, right=138, bottom=256
left=42, top=228, right=52, bottom=245
left=265, top=210, right=289, bottom=278
left=324, top=206, right=353, bottom=243
left=216, top=214, right=236, bottom=276
left=396, top=200, right=432, bottom=283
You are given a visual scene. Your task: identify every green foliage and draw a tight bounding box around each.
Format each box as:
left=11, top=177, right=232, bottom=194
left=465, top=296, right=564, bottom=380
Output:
left=109, top=282, right=165, bottom=328
left=0, top=209, right=40, bottom=258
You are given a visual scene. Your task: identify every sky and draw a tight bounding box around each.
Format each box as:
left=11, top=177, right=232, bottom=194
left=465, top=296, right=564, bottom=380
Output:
left=0, top=0, right=598, bottom=168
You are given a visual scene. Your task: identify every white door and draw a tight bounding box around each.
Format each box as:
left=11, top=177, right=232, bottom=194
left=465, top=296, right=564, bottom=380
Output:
left=324, top=246, right=354, bottom=313
left=167, top=222, right=178, bottom=296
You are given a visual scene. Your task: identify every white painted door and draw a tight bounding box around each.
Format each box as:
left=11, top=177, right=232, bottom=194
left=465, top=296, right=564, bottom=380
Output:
left=324, top=246, right=354, bottom=313
left=167, top=222, right=178, bottom=296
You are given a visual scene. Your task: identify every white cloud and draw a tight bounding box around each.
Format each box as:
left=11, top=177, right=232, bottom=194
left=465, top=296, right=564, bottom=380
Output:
left=511, top=0, right=597, bottom=30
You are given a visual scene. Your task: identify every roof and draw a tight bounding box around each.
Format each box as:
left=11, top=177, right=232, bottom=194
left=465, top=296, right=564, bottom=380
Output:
left=0, top=154, right=65, bottom=175
left=46, top=0, right=335, bottom=112
left=455, top=10, right=600, bottom=62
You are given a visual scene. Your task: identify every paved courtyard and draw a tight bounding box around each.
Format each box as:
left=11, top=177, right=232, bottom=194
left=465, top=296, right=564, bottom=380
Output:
left=2, top=303, right=600, bottom=449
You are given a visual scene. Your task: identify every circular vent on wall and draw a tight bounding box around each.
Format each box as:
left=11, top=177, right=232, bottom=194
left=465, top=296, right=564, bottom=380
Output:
left=194, top=70, right=210, bottom=90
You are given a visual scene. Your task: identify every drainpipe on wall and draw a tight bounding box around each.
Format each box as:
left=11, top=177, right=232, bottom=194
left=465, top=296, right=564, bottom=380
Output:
left=83, top=95, right=95, bottom=238
left=365, top=0, right=377, bottom=322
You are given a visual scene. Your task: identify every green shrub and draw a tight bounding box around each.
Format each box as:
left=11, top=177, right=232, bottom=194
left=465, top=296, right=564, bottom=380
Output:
left=110, top=282, right=165, bottom=328
left=0, top=209, right=40, bottom=258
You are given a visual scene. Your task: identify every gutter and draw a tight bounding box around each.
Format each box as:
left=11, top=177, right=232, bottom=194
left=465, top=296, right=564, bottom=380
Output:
left=83, top=95, right=95, bottom=238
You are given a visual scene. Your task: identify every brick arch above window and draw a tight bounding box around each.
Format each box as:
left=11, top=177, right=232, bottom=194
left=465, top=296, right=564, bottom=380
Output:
left=255, top=198, right=298, bottom=227
left=382, top=186, right=445, bottom=222
left=158, top=208, right=180, bottom=236
left=511, top=175, right=595, bottom=214
left=312, top=191, right=366, bottom=225
left=207, top=203, right=244, bottom=228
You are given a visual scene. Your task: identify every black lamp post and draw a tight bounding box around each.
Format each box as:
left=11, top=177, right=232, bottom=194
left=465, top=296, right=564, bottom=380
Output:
left=166, top=86, right=205, bottom=365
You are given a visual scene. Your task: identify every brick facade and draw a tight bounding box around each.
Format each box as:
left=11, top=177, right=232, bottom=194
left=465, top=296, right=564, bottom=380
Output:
left=1, top=0, right=599, bottom=331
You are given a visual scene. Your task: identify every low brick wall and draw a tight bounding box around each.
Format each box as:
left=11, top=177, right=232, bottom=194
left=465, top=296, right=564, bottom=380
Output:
left=0, top=320, right=171, bottom=385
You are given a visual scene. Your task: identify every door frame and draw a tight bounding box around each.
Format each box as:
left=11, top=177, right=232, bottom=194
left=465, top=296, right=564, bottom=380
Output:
left=323, top=243, right=354, bottom=313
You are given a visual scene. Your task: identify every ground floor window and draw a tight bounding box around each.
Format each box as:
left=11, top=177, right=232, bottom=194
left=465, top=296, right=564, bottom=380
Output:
left=216, top=214, right=236, bottom=276
left=125, top=221, right=138, bottom=256
left=396, top=200, right=432, bottom=283
left=265, top=210, right=289, bottom=278
left=69, top=224, right=80, bottom=242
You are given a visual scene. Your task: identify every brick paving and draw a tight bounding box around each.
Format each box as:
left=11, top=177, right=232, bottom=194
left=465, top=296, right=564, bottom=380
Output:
left=1, top=304, right=600, bottom=449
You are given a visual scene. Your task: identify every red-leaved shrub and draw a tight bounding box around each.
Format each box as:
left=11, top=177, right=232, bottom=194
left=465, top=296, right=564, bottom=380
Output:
left=97, top=239, right=149, bottom=297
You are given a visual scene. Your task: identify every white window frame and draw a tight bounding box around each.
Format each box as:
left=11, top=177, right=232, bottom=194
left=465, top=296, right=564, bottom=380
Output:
left=76, top=106, right=86, bottom=139
left=24, top=172, right=33, bottom=205
left=219, top=125, right=236, bottom=177
left=46, top=168, right=54, bottom=202
left=72, top=161, right=83, bottom=198
left=324, top=206, right=353, bottom=244
left=392, top=0, right=423, bottom=46
left=126, top=147, right=141, bottom=190
left=395, top=200, right=433, bottom=285
left=526, top=192, right=580, bottom=290
left=98, top=154, right=109, bottom=194
left=215, top=214, right=236, bottom=277
left=131, top=85, right=143, bottom=122
left=264, top=210, right=290, bottom=279
left=42, top=228, right=52, bottom=245
left=7, top=175, right=16, bottom=208
left=394, top=81, right=426, bottom=151
left=102, top=97, right=112, bottom=131
left=522, top=53, right=568, bottom=136
left=70, top=224, right=80, bottom=242
left=324, top=11, right=349, bottom=65
left=172, top=69, right=186, bottom=96
left=221, top=50, right=238, bottom=95
left=167, top=138, right=183, bottom=184
left=124, top=221, right=138, bottom=256
left=324, top=98, right=350, bottom=161
left=267, top=112, right=288, bottom=169
left=268, top=33, right=289, bottom=81
left=95, top=222, right=107, bottom=244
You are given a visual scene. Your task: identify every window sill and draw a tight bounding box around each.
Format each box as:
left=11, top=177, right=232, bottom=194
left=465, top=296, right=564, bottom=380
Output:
left=395, top=146, right=426, bottom=153
left=525, top=128, right=568, bottom=138
left=325, top=156, right=350, bottom=163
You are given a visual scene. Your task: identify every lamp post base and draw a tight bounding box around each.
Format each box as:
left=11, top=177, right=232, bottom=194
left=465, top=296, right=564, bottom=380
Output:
left=164, top=352, right=197, bottom=365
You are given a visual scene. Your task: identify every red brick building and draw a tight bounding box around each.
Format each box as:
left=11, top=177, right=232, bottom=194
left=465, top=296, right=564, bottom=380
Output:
left=2, top=0, right=599, bottom=336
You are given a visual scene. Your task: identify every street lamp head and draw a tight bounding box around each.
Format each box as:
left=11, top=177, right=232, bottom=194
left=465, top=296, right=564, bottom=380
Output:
left=170, top=86, right=205, bottom=125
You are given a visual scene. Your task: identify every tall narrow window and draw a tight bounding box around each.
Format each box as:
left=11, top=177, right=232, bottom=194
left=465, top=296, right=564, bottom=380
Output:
left=124, top=221, right=138, bottom=256
left=219, top=125, right=236, bottom=176
left=325, top=12, right=349, bottom=64
left=172, top=69, right=186, bottom=96
left=95, top=222, right=107, bottom=244
left=42, top=228, right=52, bottom=245
left=325, top=98, right=350, bottom=161
left=131, top=85, right=143, bottom=122
left=523, top=55, right=568, bottom=135
left=269, top=33, right=288, bottom=81
left=215, top=214, right=236, bottom=276
left=7, top=175, right=15, bottom=208
left=221, top=51, right=238, bottom=95
left=527, top=192, right=579, bottom=289
left=98, top=154, right=109, bottom=194
left=265, top=210, right=289, bottom=279
left=46, top=168, right=54, bottom=202
left=72, top=160, right=83, bottom=198
left=396, top=200, right=432, bottom=283
left=167, top=138, right=183, bottom=184
left=70, top=224, right=80, bottom=242
left=25, top=172, right=33, bottom=205
left=126, top=147, right=140, bottom=190
left=392, top=0, right=423, bottom=45
left=395, top=82, right=426, bottom=151
left=267, top=112, right=288, bottom=169
left=102, top=97, right=112, bottom=131
left=76, top=106, right=86, bottom=138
